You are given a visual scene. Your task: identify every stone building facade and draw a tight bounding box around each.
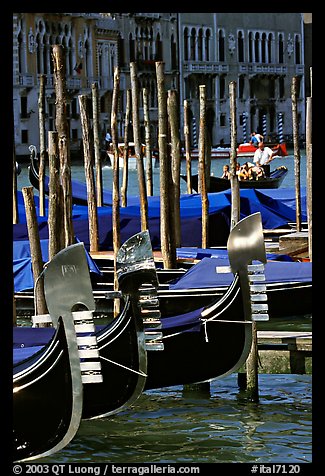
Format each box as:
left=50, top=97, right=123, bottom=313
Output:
left=13, top=12, right=309, bottom=157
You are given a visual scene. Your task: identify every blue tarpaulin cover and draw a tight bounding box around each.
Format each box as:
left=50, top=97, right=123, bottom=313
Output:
left=13, top=187, right=307, bottom=251
left=169, top=257, right=312, bottom=290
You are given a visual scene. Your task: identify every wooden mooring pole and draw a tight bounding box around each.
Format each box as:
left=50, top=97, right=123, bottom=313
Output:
left=48, top=131, right=64, bottom=260
left=183, top=99, right=192, bottom=194
left=198, top=85, right=209, bottom=249
left=121, top=89, right=131, bottom=208
left=291, top=75, right=302, bottom=232
left=156, top=61, right=176, bottom=269
left=168, top=89, right=181, bottom=249
left=79, top=94, right=99, bottom=253
left=38, top=73, right=47, bottom=217
left=92, top=82, right=103, bottom=208
left=22, top=186, right=48, bottom=320
left=130, top=61, right=148, bottom=231
left=52, top=44, right=74, bottom=247
left=306, top=96, right=312, bottom=261
left=143, top=87, right=153, bottom=197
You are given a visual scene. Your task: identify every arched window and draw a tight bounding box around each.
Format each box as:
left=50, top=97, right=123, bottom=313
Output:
left=156, top=32, right=162, bottom=61
left=198, top=28, right=203, bottom=61
left=171, top=33, right=177, bottom=69
left=36, top=33, right=42, bottom=74
left=248, top=32, right=253, bottom=62
left=239, top=75, right=245, bottom=99
left=218, top=30, right=225, bottom=62
left=18, top=30, right=24, bottom=74
left=205, top=29, right=210, bottom=61
left=261, top=33, right=267, bottom=63
left=295, top=34, right=301, bottom=64
left=190, top=28, right=196, bottom=61
left=184, top=27, right=189, bottom=61
left=268, top=33, right=273, bottom=63
left=129, top=33, right=135, bottom=62
left=278, top=34, right=284, bottom=63
left=254, top=32, right=260, bottom=62
left=238, top=31, right=244, bottom=62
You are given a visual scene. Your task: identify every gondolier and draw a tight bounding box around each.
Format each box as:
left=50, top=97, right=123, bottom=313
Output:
left=253, top=141, right=279, bottom=177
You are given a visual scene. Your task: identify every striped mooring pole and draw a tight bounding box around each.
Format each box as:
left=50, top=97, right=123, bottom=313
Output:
left=262, top=114, right=267, bottom=139
left=277, top=112, right=284, bottom=143
left=242, top=112, right=248, bottom=143
left=192, top=116, right=198, bottom=147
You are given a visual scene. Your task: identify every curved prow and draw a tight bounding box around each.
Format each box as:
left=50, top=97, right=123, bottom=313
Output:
left=43, top=242, right=95, bottom=321
left=116, top=230, right=163, bottom=351
left=227, top=212, right=266, bottom=274
left=116, top=230, right=158, bottom=294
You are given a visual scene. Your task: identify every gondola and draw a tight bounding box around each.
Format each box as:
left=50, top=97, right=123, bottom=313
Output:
left=182, top=166, right=288, bottom=193
left=144, top=212, right=269, bottom=389
left=13, top=232, right=164, bottom=427
left=14, top=240, right=312, bottom=321
left=14, top=213, right=270, bottom=392
left=13, top=242, right=100, bottom=462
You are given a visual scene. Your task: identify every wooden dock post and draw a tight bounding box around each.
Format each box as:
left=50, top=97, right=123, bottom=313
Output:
left=13, top=141, right=18, bottom=224
left=229, top=81, right=240, bottom=228
left=306, top=96, right=312, bottom=261
left=78, top=94, right=99, bottom=253
left=121, top=89, right=131, bottom=207
left=22, top=186, right=48, bottom=320
left=92, top=82, right=103, bottom=207
left=291, top=75, right=302, bottom=232
left=130, top=61, right=148, bottom=231
left=111, top=66, right=121, bottom=315
left=183, top=99, right=192, bottom=194
left=143, top=87, right=153, bottom=197
left=168, top=89, right=181, bottom=248
left=38, top=73, right=47, bottom=217
left=52, top=44, right=74, bottom=247
left=48, top=131, right=64, bottom=260
left=198, top=85, right=209, bottom=248
left=245, top=320, right=259, bottom=402
left=156, top=61, right=176, bottom=269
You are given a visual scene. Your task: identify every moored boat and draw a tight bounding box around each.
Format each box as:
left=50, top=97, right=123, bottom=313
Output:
left=182, top=166, right=288, bottom=193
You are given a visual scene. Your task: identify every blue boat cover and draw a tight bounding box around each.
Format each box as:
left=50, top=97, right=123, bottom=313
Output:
left=169, top=257, right=312, bottom=289
left=13, top=238, right=102, bottom=292
left=13, top=187, right=307, bottom=252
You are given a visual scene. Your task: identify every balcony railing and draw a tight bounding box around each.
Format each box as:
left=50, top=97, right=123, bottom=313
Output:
left=183, top=62, right=229, bottom=74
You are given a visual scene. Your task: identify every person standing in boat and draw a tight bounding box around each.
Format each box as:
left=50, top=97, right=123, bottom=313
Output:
left=253, top=141, right=278, bottom=177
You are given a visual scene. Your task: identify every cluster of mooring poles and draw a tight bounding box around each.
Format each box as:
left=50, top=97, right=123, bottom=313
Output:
left=13, top=45, right=312, bottom=402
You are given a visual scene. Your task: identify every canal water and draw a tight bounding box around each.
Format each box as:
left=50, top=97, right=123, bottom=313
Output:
left=15, top=152, right=312, bottom=465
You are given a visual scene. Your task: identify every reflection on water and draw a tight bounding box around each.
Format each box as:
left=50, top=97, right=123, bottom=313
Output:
left=36, top=374, right=311, bottom=464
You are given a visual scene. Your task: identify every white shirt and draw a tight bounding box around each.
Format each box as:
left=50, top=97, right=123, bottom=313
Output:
left=253, top=146, right=273, bottom=165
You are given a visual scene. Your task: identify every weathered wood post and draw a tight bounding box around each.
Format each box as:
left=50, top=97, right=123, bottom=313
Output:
left=229, top=81, right=240, bottom=228
left=48, top=131, right=64, bottom=260
left=13, top=142, right=18, bottom=224
left=22, top=186, right=48, bottom=319
left=38, top=74, right=47, bottom=217
left=245, top=320, right=259, bottom=402
left=52, top=44, right=74, bottom=247
left=184, top=99, right=192, bottom=194
left=291, top=75, right=302, bottom=232
left=111, top=66, right=121, bottom=315
left=92, top=82, right=103, bottom=207
left=168, top=89, right=181, bottom=248
left=143, top=87, right=153, bottom=197
left=198, top=85, right=209, bottom=248
left=156, top=61, right=176, bottom=269
left=121, top=89, right=131, bottom=208
left=306, top=96, right=312, bottom=261
left=130, top=61, right=148, bottom=231
left=79, top=94, right=99, bottom=253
